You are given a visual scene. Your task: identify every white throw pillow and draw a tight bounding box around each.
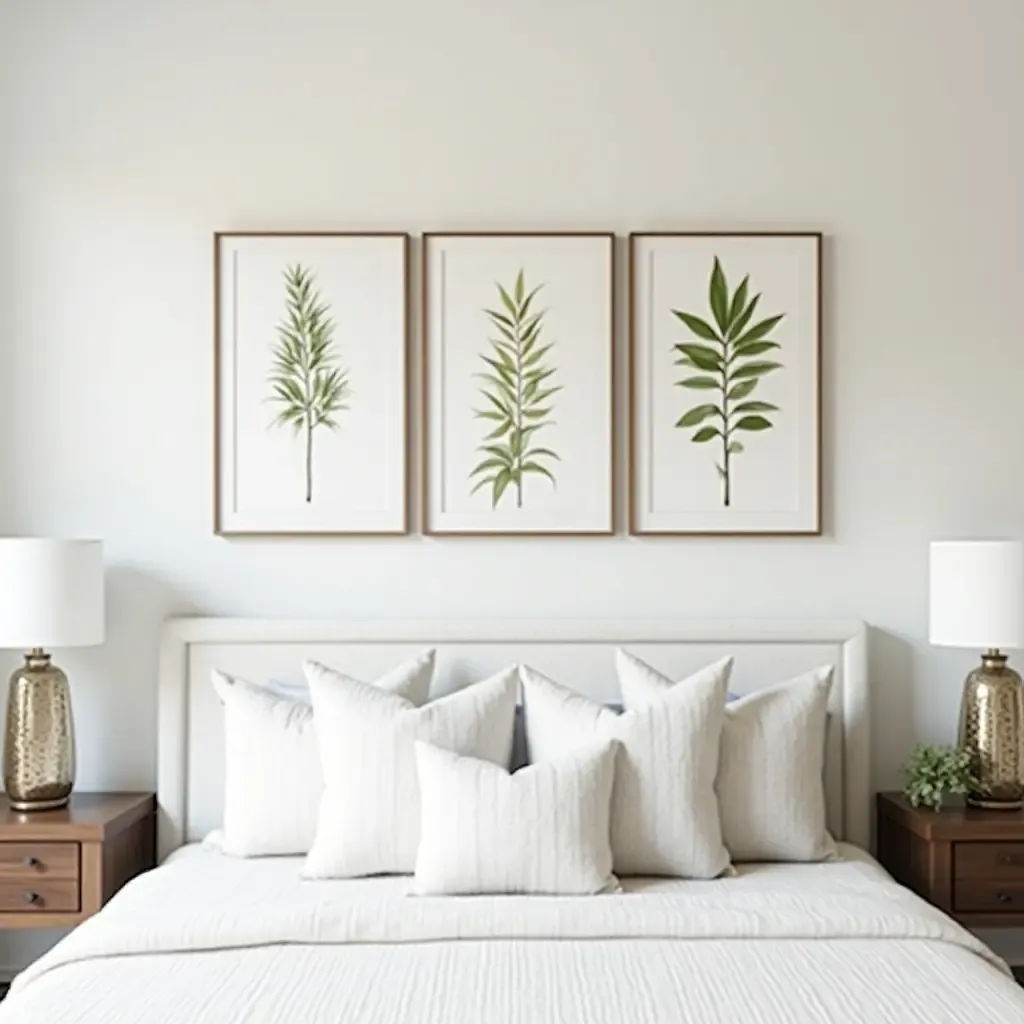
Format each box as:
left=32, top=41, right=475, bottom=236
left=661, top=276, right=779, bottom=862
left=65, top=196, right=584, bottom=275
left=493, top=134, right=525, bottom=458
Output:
left=411, top=739, right=619, bottom=896
left=520, top=656, right=733, bottom=878
left=303, top=663, right=519, bottom=878
left=212, top=650, right=434, bottom=857
left=617, top=650, right=836, bottom=862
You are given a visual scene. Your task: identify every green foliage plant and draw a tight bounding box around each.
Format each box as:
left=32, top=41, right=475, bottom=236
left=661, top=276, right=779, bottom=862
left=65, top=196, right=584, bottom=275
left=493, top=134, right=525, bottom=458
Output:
left=902, top=744, right=977, bottom=812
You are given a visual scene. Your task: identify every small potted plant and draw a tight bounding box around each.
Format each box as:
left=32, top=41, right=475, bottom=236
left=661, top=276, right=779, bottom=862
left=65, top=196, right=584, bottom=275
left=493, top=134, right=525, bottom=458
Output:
left=902, top=744, right=977, bottom=811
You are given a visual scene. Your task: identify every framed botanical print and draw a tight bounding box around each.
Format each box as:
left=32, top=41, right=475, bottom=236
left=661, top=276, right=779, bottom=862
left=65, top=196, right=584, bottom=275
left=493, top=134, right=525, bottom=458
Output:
left=630, top=232, right=821, bottom=535
left=423, top=232, right=614, bottom=535
left=214, top=232, right=409, bottom=535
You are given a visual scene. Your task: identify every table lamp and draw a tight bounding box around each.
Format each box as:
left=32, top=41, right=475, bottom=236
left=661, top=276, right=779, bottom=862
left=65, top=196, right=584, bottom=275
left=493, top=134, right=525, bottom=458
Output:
left=929, top=540, right=1024, bottom=809
left=0, top=539, right=104, bottom=811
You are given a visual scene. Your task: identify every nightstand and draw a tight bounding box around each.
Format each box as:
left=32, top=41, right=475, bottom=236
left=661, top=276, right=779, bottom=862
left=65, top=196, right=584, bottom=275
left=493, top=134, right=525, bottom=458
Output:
left=0, top=792, right=155, bottom=930
left=877, top=790, right=1024, bottom=926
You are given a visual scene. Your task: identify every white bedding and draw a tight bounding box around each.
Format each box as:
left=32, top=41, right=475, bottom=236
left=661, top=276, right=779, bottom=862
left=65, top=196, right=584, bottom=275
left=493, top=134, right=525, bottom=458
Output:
left=3, top=843, right=1023, bottom=1023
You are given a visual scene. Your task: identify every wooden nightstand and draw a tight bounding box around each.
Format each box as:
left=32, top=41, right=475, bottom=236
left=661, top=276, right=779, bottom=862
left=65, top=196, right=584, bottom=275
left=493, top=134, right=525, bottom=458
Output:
left=0, top=792, right=155, bottom=930
left=878, top=790, right=1024, bottom=927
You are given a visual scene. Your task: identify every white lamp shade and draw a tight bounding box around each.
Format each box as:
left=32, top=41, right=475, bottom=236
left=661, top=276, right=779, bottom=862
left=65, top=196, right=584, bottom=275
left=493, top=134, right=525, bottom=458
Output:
left=0, top=539, right=105, bottom=649
left=929, top=540, right=1024, bottom=650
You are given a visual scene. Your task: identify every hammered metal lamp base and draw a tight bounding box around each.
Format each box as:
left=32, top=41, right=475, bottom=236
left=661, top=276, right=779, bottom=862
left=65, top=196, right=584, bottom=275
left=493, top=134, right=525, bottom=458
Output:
left=2, top=650, right=76, bottom=812
left=958, top=650, right=1024, bottom=810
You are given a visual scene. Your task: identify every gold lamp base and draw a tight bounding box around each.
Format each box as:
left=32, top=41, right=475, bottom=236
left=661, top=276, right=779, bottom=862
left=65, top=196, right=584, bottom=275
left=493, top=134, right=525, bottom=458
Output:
left=958, top=650, right=1024, bottom=810
left=3, top=649, right=76, bottom=812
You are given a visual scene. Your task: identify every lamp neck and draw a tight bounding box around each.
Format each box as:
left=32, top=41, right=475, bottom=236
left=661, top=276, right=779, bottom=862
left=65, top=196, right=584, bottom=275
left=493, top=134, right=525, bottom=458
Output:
left=24, top=648, right=51, bottom=669
left=982, top=649, right=1008, bottom=670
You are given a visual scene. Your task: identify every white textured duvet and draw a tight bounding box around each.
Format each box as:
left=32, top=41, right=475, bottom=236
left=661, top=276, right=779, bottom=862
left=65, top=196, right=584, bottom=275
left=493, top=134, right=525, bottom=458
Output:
left=3, top=844, right=1023, bottom=1023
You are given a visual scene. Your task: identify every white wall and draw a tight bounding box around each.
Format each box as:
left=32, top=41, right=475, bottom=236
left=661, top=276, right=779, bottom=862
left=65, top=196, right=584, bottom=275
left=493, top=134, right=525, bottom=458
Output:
left=1, top=0, right=1022, bottom=970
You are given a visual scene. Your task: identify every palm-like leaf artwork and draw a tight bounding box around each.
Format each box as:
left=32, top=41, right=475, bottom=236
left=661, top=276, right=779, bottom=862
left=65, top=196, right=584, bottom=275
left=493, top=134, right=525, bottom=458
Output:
left=673, top=257, right=784, bottom=507
left=470, top=269, right=561, bottom=509
left=267, top=264, right=350, bottom=504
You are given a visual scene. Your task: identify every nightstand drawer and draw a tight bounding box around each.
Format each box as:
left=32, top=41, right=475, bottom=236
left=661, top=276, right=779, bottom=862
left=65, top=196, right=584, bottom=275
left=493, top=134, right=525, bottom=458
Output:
left=0, top=878, right=79, bottom=913
left=954, top=842, right=1024, bottom=879
left=0, top=794, right=154, bottom=929
left=954, top=879, right=1024, bottom=913
left=0, top=842, right=79, bottom=880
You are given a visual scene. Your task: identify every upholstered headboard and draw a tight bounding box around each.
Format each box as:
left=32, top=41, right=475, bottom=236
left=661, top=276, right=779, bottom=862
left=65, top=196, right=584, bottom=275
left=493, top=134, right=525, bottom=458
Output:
left=157, top=617, right=869, bottom=860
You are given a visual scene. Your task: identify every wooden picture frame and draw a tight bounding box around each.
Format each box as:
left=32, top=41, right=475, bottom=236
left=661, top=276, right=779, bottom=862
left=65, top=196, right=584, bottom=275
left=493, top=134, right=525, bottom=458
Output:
left=422, top=232, right=615, bottom=536
left=214, top=231, right=410, bottom=536
left=630, top=232, right=822, bottom=536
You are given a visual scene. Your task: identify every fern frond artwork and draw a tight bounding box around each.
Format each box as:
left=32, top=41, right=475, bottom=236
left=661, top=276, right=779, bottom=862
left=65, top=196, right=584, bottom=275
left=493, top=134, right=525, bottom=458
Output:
left=267, top=264, right=350, bottom=504
left=672, top=257, right=784, bottom=507
left=469, top=269, right=562, bottom=510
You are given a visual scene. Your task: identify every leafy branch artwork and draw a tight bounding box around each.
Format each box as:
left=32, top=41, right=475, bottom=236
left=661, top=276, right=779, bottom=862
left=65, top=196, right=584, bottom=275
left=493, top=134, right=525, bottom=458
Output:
left=267, top=264, right=350, bottom=503
left=470, top=270, right=561, bottom=509
left=672, top=256, right=784, bottom=507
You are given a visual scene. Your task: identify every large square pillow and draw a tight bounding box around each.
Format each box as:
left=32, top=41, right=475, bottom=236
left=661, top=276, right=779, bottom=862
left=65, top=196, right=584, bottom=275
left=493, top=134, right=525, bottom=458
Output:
left=211, top=650, right=434, bottom=857
left=520, top=656, right=733, bottom=878
left=411, top=739, right=619, bottom=896
left=617, top=650, right=836, bottom=862
left=303, top=662, right=519, bottom=878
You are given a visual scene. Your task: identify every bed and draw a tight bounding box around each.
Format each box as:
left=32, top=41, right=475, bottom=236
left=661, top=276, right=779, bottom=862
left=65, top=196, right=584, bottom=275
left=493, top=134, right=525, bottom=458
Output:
left=3, top=617, right=1023, bottom=1023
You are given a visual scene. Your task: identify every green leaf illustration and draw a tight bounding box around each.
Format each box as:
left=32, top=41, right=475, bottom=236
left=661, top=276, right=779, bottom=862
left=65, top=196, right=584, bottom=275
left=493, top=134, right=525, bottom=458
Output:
left=733, top=401, right=778, bottom=414
left=676, top=403, right=721, bottom=427
left=267, top=264, right=349, bottom=503
left=470, top=270, right=561, bottom=509
left=734, top=415, right=773, bottom=431
left=731, top=340, right=780, bottom=359
left=671, top=310, right=719, bottom=340
left=726, top=379, right=758, bottom=401
left=730, top=292, right=761, bottom=339
left=735, top=314, right=785, bottom=345
left=731, top=361, right=783, bottom=381
left=709, top=258, right=729, bottom=333
left=674, top=343, right=723, bottom=371
left=671, top=256, right=785, bottom=506
left=692, top=426, right=721, bottom=443
left=727, top=276, right=750, bottom=329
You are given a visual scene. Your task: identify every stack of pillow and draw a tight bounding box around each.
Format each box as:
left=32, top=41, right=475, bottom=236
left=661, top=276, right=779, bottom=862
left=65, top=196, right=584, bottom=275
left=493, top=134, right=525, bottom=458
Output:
left=210, top=650, right=836, bottom=895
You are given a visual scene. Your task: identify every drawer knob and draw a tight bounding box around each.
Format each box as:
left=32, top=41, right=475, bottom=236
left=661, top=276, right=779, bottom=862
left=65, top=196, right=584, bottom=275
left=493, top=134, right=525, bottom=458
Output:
left=21, top=891, right=39, bottom=905
left=998, top=892, right=1015, bottom=904
left=997, top=854, right=1023, bottom=866
left=21, top=855, right=38, bottom=869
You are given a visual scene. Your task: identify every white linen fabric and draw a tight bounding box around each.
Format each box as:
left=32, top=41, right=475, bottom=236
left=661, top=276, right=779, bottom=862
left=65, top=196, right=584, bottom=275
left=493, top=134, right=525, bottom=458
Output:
left=521, top=657, right=732, bottom=878
left=4, top=844, right=1022, bottom=1024
left=618, top=650, right=836, bottom=862
left=718, top=667, right=836, bottom=861
left=304, top=663, right=519, bottom=877
left=210, top=650, right=435, bottom=857
left=412, top=739, right=618, bottom=896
